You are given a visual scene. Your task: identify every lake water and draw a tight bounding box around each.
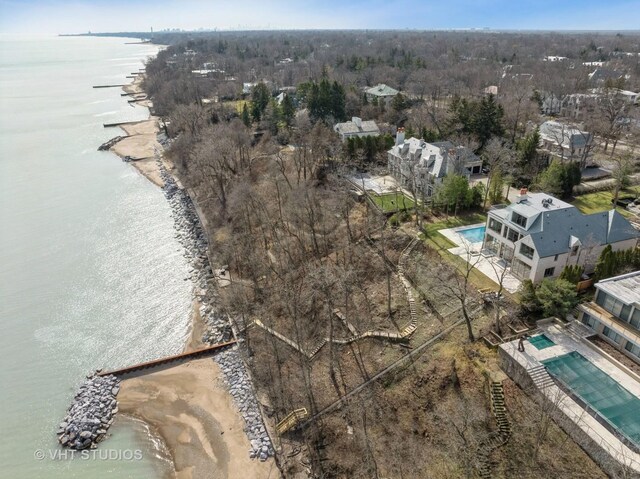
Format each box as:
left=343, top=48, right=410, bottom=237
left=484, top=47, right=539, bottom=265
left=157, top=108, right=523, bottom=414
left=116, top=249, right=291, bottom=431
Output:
left=0, top=35, right=192, bottom=478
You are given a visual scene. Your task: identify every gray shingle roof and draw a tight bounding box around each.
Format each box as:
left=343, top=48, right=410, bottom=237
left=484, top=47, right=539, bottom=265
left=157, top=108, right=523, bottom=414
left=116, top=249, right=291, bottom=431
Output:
left=366, top=84, right=399, bottom=97
left=528, top=209, right=638, bottom=258
left=334, top=119, right=380, bottom=136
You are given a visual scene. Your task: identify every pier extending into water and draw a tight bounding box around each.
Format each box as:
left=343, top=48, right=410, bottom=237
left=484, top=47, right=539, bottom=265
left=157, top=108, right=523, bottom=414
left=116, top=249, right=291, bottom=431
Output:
left=92, top=84, right=127, bottom=89
left=97, top=340, right=237, bottom=377
left=103, top=120, right=146, bottom=128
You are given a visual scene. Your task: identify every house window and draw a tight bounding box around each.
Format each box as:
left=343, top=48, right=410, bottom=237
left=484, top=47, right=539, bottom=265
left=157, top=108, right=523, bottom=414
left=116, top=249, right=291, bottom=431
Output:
left=511, top=258, right=531, bottom=279
left=620, top=304, right=632, bottom=322
left=630, top=309, right=640, bottom=330
left=603, top=326, right=621, bottom=344
left=506, top=228, right=520, bottom=243
left=544, top=267, right=555, bottom=278
left=581, top=313, right=597, bottom=329
left=624, top=341, right=640, bottom=359
left=554, top=254, right=559, bottom=261
left=488, top=218, right=503, bottom=234
left=570, top=245, right=579, bottom=256
left=512, top=212, right=527, bottom=228
left=520, top=244, right=535, bottom=259
left=595, top=290, right=606, bottom=307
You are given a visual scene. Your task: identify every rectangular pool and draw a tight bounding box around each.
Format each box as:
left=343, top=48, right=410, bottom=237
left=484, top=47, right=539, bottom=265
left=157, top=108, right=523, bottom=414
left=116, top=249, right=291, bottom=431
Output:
left=458, top=225, right=486, bottom=243
left=529, top=334, right=555, bottom=350
left=543, top=352, right=640, bottom=447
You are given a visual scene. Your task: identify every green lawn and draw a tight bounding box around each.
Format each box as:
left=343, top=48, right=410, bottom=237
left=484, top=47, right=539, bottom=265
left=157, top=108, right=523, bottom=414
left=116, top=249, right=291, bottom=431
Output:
left=370, top=192, right=415, bottom=213
left=571, top=186, right=640, bottom=218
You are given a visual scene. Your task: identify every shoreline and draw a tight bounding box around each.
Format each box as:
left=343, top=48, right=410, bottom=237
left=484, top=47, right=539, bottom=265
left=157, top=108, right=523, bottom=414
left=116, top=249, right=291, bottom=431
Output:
left=109, top=74, right=165, bottom=187
left=107, top=71, right=277, bottom=478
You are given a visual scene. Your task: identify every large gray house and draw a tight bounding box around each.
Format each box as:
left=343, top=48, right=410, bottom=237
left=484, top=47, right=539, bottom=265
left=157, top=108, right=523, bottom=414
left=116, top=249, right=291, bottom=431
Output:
left=483, top=191, right=639, bottom=283
left=387, top=130, right=482, bottom=199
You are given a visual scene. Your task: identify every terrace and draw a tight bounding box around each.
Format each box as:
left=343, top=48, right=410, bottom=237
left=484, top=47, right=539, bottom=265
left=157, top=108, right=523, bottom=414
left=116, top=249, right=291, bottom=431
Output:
left=438, top=222, right=522, bottom=293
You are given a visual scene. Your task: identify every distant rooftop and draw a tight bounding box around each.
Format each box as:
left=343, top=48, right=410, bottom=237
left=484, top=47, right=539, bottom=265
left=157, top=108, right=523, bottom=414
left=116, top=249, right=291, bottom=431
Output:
left=597, top=271, right=640, bottom=307
left=539, top=120, right=591, bottom=148
left=366, top=84, right=399, bottom=97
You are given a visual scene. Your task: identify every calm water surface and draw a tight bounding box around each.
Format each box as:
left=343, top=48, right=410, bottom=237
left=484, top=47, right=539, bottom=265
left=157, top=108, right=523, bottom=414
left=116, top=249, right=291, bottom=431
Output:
left=0, top=35, right=191, bottom=478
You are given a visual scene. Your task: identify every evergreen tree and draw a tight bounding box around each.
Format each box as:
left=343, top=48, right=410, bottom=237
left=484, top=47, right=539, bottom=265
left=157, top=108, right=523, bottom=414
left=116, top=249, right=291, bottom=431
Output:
left=391, top=93, right=407, bottom=112
left=536, top=279, right=578, bottom=319
left=241, top=103, right=251, bottom=127
left=519, top=279, right=541, bottom=316
left=475, top=94, right=505, bottom=149
left=251, top=82, right=270, bottom=122
left=559, top=265, right=584, bottom=284
left=595, top=244, right=615, bottom=281
left=281, top=93, right=295, bottom=126
left=330, top=81, right=346, bottom=121
left=562, top=162, right=581, bottom=198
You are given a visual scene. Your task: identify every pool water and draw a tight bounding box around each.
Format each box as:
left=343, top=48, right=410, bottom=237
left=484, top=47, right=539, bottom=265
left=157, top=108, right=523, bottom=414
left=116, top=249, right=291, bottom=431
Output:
left=543, top=352, right=640, bottom=447
left=458, top=225, right=486, bottom=243
left=529, top=334, right=555, bottom=350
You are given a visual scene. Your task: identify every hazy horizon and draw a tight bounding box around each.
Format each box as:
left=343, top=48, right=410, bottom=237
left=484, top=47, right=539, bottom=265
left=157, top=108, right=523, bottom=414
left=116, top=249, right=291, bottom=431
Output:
left=1, top=0, right=640, bottom=35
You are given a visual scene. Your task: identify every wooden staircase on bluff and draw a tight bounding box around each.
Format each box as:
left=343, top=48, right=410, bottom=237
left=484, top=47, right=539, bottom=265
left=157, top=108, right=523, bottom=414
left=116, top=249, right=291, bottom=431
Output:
left=477, top=381, right=512, bottom=479
left=252, top=237, right=422, bottom=357
left=275, top=408, right=308, bottom=435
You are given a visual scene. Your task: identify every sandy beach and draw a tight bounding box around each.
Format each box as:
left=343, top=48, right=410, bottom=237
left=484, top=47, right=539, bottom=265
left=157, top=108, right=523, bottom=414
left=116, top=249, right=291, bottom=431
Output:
left=107, top=74, right=165, bottom=186
left=111, top=118, right=165, bottom=186
left=118, top=358, right=278, bottom=479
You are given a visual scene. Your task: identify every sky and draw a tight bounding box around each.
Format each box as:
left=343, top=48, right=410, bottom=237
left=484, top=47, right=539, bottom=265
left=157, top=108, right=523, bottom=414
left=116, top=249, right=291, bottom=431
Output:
left=1, top=0, right=640, bottom=35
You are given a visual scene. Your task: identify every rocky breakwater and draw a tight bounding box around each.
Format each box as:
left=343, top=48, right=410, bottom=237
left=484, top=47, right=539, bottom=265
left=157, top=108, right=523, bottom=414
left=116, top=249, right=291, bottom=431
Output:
left=57, top=374, right=120, bottom=450
left=158, top=160, right=275, bottom=461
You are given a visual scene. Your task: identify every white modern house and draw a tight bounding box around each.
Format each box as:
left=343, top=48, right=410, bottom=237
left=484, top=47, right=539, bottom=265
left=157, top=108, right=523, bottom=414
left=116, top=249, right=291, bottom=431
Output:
left=387, top=129, right=482, bottom=198
left=578, top=271, right=640, bottom=364
left=365, top=84, right=399, bottom=106
left=538, top=120, right=594, bottom=165
left=483, top=191, right=639, bottom=283
left=333, top=117, right=380, bottom=141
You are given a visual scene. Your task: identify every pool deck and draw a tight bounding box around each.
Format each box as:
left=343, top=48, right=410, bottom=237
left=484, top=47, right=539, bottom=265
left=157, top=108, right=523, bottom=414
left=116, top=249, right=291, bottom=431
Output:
left=439, top=223, right=522, bottom=294
left=500, top=321, right=640, bottom=474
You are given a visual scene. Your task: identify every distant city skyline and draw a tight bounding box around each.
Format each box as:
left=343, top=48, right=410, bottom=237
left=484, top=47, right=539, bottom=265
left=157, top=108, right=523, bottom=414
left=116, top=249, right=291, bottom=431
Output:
left=1, top=0, right=640, bottom=35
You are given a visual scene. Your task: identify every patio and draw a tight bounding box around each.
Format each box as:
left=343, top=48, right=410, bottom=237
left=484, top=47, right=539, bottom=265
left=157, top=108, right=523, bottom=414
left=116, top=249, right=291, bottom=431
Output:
left=439, top=223, right=522, bottom=294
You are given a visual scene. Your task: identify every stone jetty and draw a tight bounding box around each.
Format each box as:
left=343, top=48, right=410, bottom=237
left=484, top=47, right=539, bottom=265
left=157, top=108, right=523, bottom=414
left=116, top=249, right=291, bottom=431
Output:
left=97, top=135, right=126, bottom=151
left=58, top=374, right=120, bottom=450
left=158, top=160, right=275, bottom=461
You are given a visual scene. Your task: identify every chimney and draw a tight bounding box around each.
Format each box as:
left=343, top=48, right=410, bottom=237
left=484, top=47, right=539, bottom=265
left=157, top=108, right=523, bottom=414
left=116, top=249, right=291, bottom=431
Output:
left=517, top=187, right=529, bottom=203
left=395, top=127, right=405, bottom=146
left=352, top=117, right=362, bottom=128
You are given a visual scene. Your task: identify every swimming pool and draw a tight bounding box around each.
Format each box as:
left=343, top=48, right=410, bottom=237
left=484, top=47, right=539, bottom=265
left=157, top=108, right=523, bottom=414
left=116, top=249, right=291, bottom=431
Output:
left=529, top=334, right=555, bottom=350
left=543, top=351, right=640, bottom=448
left=458, top=225, right=486, bottom=243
